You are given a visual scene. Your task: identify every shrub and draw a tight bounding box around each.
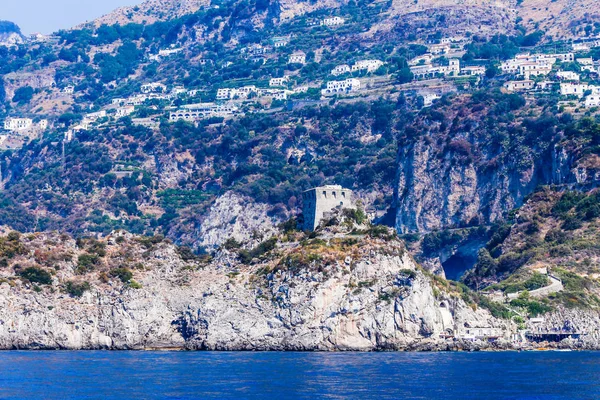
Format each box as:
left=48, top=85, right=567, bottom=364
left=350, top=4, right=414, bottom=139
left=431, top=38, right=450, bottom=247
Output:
left=523, top=273, right=550, bottom=291
left=110, top=268, right=133, bottom=283
left=19, top=266, right=52, bottom=285
left=128, top=279, right=142, bottom=289
left=64, top=281, right=91, bottom=297
left=238, top=237, right=278, bottom=264
left=76, top=253, right=100, bottom=274
left=177, top=246, right=198, bottom=261
left=222, top=237, right=242, bottom=250
left=136, top=235, right=164, bottom=249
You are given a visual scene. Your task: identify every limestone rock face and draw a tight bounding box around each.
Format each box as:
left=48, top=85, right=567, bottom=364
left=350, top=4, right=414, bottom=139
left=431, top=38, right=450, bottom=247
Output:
left=0, top=234, right=505, bottom=350
left=197, top=191, right=280, bottom=249
left=394, top=135, right=600, bottom=234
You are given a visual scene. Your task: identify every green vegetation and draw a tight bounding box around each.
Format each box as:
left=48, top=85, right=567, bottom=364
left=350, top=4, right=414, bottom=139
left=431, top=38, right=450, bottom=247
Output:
left=76, top=253, right=101, bottom=274
left=238, top=237, right=278, bottom=264
left=64, top=281, right=91, bottom=297
left=18, top=266, right=52, bottom=285
left=110, top=267, right=134, bottom=283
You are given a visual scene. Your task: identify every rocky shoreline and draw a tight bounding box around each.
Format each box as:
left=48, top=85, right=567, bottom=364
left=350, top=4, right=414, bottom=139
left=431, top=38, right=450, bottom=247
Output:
left=0, top=232, right=597, bottom=352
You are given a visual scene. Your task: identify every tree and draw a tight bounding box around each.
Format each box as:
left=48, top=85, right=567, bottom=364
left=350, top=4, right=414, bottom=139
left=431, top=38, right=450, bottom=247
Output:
left=12, top=86, right=34, bottom=104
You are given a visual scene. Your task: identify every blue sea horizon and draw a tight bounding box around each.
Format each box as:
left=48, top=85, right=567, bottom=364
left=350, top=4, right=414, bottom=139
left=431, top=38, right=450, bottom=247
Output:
left=1, top=351, right=598, bottom=399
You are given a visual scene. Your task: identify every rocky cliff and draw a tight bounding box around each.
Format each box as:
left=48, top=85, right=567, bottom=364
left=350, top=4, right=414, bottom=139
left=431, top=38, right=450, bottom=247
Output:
left=0, top=228, right=517, bottom=350
left=393, top=95, right=600, bottom=234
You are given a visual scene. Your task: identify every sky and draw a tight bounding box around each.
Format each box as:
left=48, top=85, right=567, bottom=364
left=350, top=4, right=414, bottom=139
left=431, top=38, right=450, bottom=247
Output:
left=1, top=0, right=142, bottom=34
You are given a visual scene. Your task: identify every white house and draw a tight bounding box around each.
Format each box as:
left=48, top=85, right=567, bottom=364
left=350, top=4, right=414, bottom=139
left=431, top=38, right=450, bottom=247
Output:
left=351, top=59, right=385, bottom=73
left=321, top=16, right=345, bottom=26
left=331, top=64, right=351, bottom=76
left=556, top=71, right=580, bottom=81
left=169, top=103, right=239, bottom=121
left=269, top=76, right=290, bottom=87
left=216, top=86, right=258, bottom=100
left=158, top=48, right=182, bottom=57
left=293, top=86, right=309, bottom=93
left=422, top=93, right=441, bottom=107
left=560, top=83, right=600, bottom=97
left=321, top=78, right=361, bottom=95
left=288, top=51, right=306, bottom=65
left=577, top=57, right=595, bottom=72
left=141, top=82, right=167, bottom=94
left=63, top=85, right=75, bottom=94
left=3, top=118, right=33, bottom=131
left=85, top=111, right=107, bottom=122
left=585, top=94, right=600, bottom=108
left=460, top=66, right=486, bottom=76
left=572, top=43, right=591, bottom=52
left=116, top=106, right=135, bottom=118
left=272, top=36, right=289, bottom=48
left=428, top=43, right=451, bottom=55
left=504, top=80, right=534, bottom=92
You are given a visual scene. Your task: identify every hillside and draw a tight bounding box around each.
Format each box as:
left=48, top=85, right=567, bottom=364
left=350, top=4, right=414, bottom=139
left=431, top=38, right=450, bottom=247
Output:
left=83, top=0, right=212, bottom=27
left=0, top=21, right=24, bottom=47
left=0, top=0, right=599, bottom=349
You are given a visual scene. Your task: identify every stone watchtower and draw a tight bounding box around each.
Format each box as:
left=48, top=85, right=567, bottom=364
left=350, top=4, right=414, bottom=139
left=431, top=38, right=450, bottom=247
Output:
left=302, top=185, right=354, bottom=231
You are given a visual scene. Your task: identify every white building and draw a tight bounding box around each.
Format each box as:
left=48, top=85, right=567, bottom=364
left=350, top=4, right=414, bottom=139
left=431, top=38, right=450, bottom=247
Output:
left=63, top=85, right=75, bottom=94
left=38, top=119, right=48, bottom=130
left=216, top=86, right=258, bottom=100
left=288, top=51, right=306, bottom=65
left=520, top=62, right=553, bottom=79
left=501, top=53, right=574, bottom=77
left=293, top=86, right=309, bottom=93
left=577, top=57, right=595, bottom=72
left=560, top=83, right=600, bottom=97
left=331, top=64, right=351, bottom=76
left=4, top=118, right=33, bottom=131
left=269, top=76, right=290, bottom=87
left=321, top=16, right=345, bottom=27
left=85, top=110, right=107, bottom=122
left=242, top=43, right=268, bottom=56
left=585, top=94, right=600, bottom=108
left=460, top=66, right=486, bottom=76
left=141, top=82, right=167, bottom=94
left=321, top=78, right=361, bottom=95
left=116, top=106, right=135, bottom=118
left=410, top=59, right=460, bottom=79
left=271, top=36, right=289, bottom=48
left=158, top=48, right=183, bottom=57
left=111, top=98, right=126, bottom=106
left=572, top=43, right=591, bottom=52
left=504, top=80, right=534, bottom=92
left=169, top=103, right=238, bottom=121
left=171, top=86, right=187, bottom=96
left=422, top=93, right=441, bottom=107
left=428, top=43, right=451, bottom=55
left=556, top=71, right=580, bottom=81
left=351, top=59, right=385, bottom=73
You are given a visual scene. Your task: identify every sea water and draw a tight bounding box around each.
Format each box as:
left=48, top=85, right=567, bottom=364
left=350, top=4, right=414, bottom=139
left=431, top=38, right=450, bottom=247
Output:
left=0, top=351, right=598, bottom=399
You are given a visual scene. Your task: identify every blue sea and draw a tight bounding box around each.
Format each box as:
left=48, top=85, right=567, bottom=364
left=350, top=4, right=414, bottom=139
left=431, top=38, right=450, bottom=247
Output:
left=0, top=351, right=598, bottom=399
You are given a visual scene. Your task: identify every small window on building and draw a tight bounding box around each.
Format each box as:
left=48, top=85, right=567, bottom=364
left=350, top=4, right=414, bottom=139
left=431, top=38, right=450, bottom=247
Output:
left=342, top=192, right=346, bottom=198
left=332, top=192, right=337, bottom=198
left=322, top=191, right=327, bottom=198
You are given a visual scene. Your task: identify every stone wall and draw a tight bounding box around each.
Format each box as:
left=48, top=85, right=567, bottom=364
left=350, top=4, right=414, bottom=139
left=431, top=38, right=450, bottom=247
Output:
left=302, top=185, right=354, bottom=230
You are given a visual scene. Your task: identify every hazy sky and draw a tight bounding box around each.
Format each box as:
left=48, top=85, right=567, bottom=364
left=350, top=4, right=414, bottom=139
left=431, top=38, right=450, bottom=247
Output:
left=2, top=0, right=142, bottom=34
